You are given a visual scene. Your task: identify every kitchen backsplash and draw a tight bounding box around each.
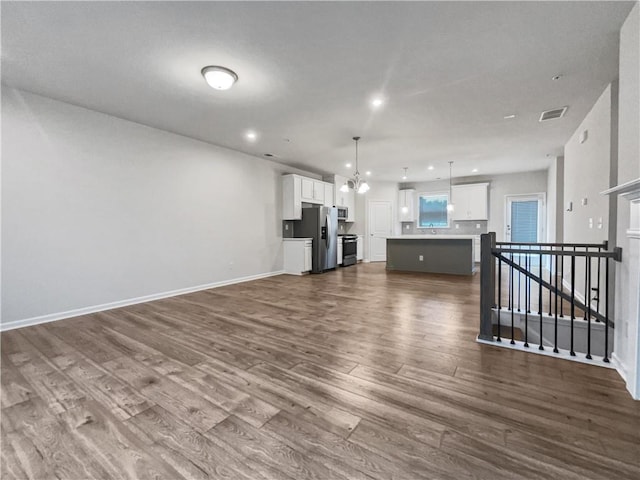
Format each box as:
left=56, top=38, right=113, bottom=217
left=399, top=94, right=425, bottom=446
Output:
left=401, top=220, right=488, bottom=235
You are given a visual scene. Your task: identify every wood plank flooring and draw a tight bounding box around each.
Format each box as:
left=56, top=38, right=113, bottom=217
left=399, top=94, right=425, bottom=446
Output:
left=2, top=263, right=639, bottom=479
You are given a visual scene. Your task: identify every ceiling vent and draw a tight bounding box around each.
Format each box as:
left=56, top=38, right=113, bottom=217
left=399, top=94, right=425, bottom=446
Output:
left=539, top=107, right=568, bottom=122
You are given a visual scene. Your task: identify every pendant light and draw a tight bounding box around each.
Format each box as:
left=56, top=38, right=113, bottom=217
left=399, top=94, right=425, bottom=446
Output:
left=447, top=161, right=455, bottom=212
left=401, top=167, right=409, bottom=214
left=340, top=136, right=370, bottom=194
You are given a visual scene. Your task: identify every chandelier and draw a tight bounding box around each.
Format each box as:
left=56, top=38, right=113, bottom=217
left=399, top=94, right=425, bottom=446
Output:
left=340, top=136, right=370, bottom=194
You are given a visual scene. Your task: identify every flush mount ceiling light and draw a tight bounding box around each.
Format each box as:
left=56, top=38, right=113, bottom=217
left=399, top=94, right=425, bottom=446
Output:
left=201, top=66, right=238, bottom=90
left=340, top=136, right=370, bottom=194
left=472, top=168, right=478, bottom=173
left=428, top=165, right=434, bottom=171
left=245, top=131, right=257, bottom=141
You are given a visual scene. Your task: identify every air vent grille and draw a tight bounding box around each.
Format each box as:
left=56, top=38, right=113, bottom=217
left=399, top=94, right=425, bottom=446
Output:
left=539, top=107, right=568, bottom=122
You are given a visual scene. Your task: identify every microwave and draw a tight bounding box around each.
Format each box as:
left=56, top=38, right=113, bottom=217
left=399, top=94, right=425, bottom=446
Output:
left=337, top=207, right=348, bottom=221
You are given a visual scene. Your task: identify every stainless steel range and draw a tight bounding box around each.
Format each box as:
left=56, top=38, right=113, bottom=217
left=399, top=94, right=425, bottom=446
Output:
left=340, top=234, right=358, bottom=267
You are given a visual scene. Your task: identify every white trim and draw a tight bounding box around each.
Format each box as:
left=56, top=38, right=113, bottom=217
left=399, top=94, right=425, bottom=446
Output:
left=0, top=270, right=285, bottom=332
left=476, top=336, right=616, bottom=369
left=612, top=352, right=628, bottom=381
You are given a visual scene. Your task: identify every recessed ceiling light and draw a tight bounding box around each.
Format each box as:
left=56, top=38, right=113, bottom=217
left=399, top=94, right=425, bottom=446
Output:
left=264, top=153, right=275, bottom=157
left=345, top=163, right=352, bottom=168
left=366, top=171, right=372, bottom=176
left=245, top=131, right=257, bottom=141
left=504, top=114, right=516, bottom=119
left=552, top=74, right=562, bottom=81
left=371, top=97, right=384, bottom=108
left=428, top=165, right=434, bottom=170
left=472, top=168, right=478, bottom=173
left=201, top=66, right=238, bottom=90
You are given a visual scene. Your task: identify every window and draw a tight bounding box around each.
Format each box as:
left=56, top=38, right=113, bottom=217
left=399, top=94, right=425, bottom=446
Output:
left=418, top=193, right=450, bottom=228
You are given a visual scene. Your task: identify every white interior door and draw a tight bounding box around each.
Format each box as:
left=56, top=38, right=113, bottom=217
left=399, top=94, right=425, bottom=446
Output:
left=505, top=194, right=545, bottom=243
left=368, top=201, right=392, bottom=262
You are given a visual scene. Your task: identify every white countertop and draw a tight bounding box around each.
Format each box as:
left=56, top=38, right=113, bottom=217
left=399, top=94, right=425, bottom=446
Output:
left=283, top=237, right=312, bottom=241
left=387, top=235, right=477, bottom=240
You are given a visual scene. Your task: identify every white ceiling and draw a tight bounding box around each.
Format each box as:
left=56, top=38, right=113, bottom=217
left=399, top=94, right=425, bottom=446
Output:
left=1, top=1, right=634, bottom=182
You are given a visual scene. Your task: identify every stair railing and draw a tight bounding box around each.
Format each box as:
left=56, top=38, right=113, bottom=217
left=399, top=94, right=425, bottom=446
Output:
left=479, top=232, right=622, bottom=363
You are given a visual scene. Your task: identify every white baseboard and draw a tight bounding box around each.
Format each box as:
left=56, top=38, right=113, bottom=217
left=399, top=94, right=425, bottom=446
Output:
left=0, top=270, right=285, bottom=332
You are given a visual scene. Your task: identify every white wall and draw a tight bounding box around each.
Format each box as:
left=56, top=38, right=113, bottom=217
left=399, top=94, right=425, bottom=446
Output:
left=563, top=85, right=615, bottom=245
left=546, top=156, right=564, bottom=243
left=613, top=3, right=640, bottom=399
left=1, top=88, right=313, bottom=327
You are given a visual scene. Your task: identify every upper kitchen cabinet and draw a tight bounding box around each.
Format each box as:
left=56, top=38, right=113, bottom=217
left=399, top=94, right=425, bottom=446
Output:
left=324, top=174, right=355, bottom=222
left=282, top=174, right=334, bottom=220
left=398, top=189, right=416, bottom=222
left=451, top=183, right=489, bottom=221
left=324, top=183, right=334, bottom=207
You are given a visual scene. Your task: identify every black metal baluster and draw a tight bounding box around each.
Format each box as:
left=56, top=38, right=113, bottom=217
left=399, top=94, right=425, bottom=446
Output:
left=570, top=255, right=576, bottom=356
left=517, top=249, right=522, bottom=312
left=604, top=257, right=610, bottom=363
left=584, top=247, right=589, bottom=320
left=559, top=246, right=564, bottom=317
left=508, top=252, right=512, bottom=311
left=595, top=249, right=601, bottom=322
left=524, top=253, right=529, bottom=347
left=554, top=251, right=559, bottom=353
left=510, top=253, right=515, bottom=344
left=548, top=246, right=552, bottom=315
left=497, top=255, right=502, bottom=342
left=586, top=254, right=592, bottom=360
left=539, top=250, right=543, bottom=351
left=527, top=252, right=531, bottom=314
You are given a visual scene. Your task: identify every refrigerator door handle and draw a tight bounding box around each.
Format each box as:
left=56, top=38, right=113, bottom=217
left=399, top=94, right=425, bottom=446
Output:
left=325, top=214, right=331, bottom=249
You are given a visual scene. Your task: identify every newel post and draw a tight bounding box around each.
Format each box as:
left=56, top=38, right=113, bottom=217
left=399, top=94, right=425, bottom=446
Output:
left=479, top=232, right=496, bottom=341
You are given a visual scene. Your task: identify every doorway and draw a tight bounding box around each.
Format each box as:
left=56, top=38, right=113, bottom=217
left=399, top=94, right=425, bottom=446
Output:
left=505, top=194, right=546, bottom=243
left=368, top=200, right=392, bottom=262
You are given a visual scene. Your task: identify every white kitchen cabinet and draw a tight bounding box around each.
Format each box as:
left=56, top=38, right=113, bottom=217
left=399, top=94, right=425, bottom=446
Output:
left=283, top=174, right=333, bottom=220
left=313, top=180, right=325, bottom=203
left=337, top=239, right=343, bottom=265
left=283, top=238, right=313, bottom=275
left=356, top=235, right=364, bottom=261
left=301, top=177, right=314, bottom=202
left=398, top=189, right=416, bottom=222
left=451, top=183, right=489, bottom=221
left=282, top=175, right=302, bottom=220
left=324, top=183, right=334, bottom=207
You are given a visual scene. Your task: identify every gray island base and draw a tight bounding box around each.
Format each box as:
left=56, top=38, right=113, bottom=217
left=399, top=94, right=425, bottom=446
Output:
left=386, top=235, right=475, bottom=275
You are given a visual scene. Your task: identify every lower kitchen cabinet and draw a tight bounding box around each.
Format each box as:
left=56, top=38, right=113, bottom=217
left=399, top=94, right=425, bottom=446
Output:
left=283, top=238, right=313, bottom=275
left=356, top=235, right=364, bottom=261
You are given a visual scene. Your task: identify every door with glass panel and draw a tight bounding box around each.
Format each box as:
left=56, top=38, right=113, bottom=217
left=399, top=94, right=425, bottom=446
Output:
left=505, top=194, right=545, bottom=243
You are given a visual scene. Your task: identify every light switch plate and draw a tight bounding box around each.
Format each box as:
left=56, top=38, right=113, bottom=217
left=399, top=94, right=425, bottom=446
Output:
left=582, top=197, right=588, bottom=206
left=455, top=224, right=460, bottom=229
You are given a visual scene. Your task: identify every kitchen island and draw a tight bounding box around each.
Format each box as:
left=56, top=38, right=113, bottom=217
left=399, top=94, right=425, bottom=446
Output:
left=386, top=235, right=476, bottom=275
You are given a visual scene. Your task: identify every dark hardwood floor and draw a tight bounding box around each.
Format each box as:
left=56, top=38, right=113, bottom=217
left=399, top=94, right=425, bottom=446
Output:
left=2, top=263, right=639, bottom=479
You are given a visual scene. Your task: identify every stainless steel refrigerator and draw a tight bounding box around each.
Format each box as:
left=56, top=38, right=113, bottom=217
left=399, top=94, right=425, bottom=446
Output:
left=295, top=206, right=338, bottom=273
